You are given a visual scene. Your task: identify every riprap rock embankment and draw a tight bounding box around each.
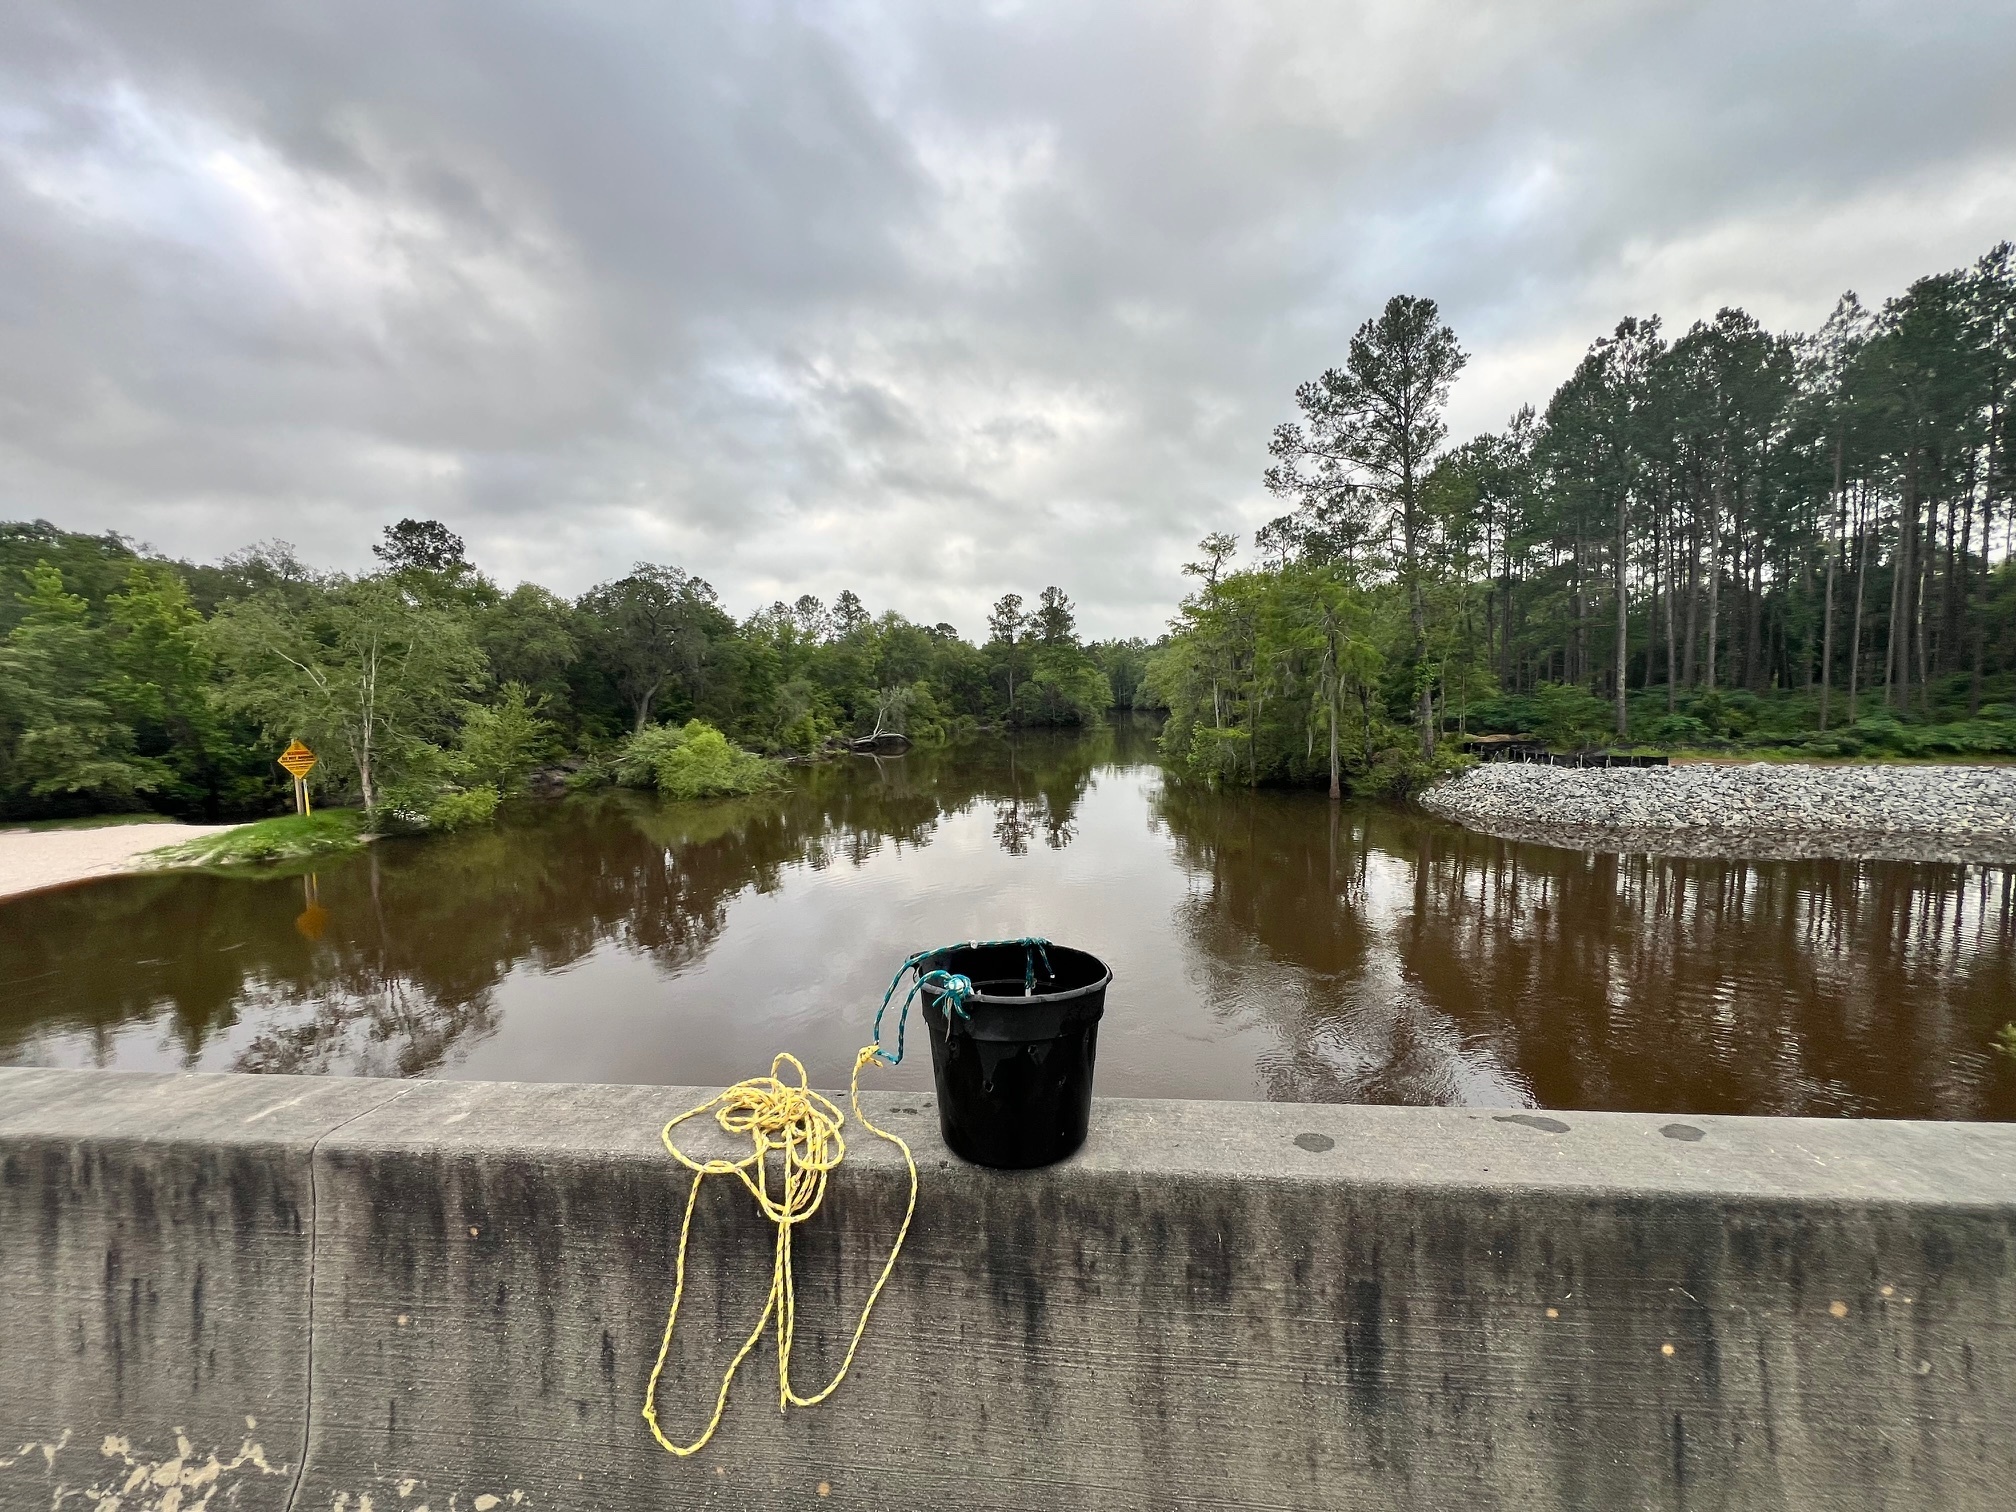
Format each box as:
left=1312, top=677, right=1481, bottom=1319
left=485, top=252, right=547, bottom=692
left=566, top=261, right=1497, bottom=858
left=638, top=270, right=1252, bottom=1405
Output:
left=1420, top=761, right=2016, bottom=862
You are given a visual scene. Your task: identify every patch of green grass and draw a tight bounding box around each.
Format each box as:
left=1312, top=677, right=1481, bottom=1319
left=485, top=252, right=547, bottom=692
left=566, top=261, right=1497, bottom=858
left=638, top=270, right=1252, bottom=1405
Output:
left=1, top=812, right=182, bottom=833
left=144, top=811, right=368, bottom=868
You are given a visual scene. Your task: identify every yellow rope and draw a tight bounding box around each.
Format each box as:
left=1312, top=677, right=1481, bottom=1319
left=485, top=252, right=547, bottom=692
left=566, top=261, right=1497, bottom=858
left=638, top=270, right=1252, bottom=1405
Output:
left=641, top=1045, right=917, bottom=1457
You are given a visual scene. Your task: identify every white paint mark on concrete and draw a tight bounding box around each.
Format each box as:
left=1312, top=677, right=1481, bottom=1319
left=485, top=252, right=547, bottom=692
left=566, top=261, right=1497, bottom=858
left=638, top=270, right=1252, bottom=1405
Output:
left=0, top=1428, right=70, bottom=1472
left=5, top=1425, right=294, bottom=1510
left=317, top=1477, right=531, bottom=1512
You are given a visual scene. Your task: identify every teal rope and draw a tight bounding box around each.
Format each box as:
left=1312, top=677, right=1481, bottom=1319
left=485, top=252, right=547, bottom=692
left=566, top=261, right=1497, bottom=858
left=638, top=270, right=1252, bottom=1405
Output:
left=870, top=937, right=1054, bottom=1066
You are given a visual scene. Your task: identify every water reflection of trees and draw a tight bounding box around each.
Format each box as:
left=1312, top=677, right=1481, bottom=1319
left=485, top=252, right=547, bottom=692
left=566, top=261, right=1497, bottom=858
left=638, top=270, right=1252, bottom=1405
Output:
left=988, top=730, right=1111, bottom=854
left=0, top=730, right=1127, bottom=1077
left=1152, top=782, right=2016, bottom=1119
left=1153, top=784, right=1528, bottom=1107
left=1402, top=822, right=2016, bottom=1118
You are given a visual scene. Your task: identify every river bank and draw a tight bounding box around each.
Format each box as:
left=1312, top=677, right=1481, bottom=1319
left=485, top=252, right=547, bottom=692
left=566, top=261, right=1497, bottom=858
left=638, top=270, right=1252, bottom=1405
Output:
left=0, top=821, right=242, bottom=902
left=1420, top=761, right=2016, bottom=862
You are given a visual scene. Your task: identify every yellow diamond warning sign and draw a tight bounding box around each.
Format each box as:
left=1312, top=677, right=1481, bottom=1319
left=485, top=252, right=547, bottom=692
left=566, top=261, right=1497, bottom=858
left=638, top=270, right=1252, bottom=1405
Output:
left=277, top=740, right=318, bottom=779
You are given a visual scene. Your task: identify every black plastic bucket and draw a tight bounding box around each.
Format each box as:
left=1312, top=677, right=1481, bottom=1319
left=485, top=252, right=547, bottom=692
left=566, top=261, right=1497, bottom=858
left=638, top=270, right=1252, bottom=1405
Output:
left=918, top=942, right=1110, bottom=1169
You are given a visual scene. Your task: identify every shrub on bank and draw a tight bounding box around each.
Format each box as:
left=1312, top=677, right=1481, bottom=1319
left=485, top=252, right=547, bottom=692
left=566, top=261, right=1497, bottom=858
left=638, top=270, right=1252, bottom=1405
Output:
left=421, top=784, right=501, bottom=830
left=377, top=751, right=505, bottom=830
left=455, top=682, right=558, bottom=796
left=1360, top=740, right=1468, bottom=798
left=1527, top=683, right=1612, bottom=749
left=613, top=719, right=782, bottom=799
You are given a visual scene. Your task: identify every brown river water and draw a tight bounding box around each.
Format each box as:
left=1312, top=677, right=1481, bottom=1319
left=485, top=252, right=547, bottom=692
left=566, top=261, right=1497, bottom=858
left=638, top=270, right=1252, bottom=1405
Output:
left=4, top=722, right=2013, bottom=1119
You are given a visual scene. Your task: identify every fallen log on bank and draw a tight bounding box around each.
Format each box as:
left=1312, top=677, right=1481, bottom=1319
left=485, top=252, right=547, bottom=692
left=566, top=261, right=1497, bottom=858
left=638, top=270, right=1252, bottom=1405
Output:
left=849, top=731, right=914, bottom=753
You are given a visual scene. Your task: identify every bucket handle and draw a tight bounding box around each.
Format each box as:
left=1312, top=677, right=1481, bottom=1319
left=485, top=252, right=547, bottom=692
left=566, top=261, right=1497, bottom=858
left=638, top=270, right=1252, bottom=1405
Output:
left=870, top=937, right=1053, bottom=1066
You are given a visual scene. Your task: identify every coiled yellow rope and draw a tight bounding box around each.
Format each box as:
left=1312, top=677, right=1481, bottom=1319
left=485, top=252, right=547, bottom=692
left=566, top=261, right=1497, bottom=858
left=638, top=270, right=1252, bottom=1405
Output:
left=641, top=1045, right=917, bottom=1457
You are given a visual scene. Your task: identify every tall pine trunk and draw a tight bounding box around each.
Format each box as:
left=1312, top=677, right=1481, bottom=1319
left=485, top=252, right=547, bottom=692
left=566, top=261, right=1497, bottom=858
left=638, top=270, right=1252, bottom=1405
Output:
left=1976, top=397, right=2002, bottom=716
left=1914, top=512, right=1932, bottom=716
left=1614, top=487, right=1629, bottom=737
left=1887, top=472, right=1914, bottom=711
left=1663, top=507, right=1679, bottom=709
left=1703, top=476, right=1723, bottom=691
left=1567, top=539, right=1577, bottom=684
left=1819, top=432, right=1843, bottom=729
left=1682, top=493, right=1701, bottom=688
left=1848, top=485, right=1869, bottom=723
left=1398, top=447, right=1434, bottom=761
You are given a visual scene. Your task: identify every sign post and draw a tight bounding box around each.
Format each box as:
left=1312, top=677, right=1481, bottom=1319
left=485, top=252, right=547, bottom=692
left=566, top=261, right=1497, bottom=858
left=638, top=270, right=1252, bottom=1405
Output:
left=278, top=740, right=318, bottom=815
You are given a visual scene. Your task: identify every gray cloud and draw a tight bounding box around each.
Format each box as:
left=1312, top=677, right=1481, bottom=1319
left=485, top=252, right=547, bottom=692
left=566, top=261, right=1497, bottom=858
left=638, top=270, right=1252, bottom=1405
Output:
left=1, top=0, right=2010, bottom=636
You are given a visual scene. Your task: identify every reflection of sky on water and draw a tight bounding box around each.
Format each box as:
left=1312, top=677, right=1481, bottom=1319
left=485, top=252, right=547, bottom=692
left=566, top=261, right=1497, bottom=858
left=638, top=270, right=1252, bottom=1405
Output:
left=4, top=727, right=2014, bottom=1118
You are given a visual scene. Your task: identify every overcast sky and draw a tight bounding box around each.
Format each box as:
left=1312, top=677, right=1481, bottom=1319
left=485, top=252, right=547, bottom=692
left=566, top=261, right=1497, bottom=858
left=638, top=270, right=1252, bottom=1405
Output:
left=2, top=1, right=2011, bottom=638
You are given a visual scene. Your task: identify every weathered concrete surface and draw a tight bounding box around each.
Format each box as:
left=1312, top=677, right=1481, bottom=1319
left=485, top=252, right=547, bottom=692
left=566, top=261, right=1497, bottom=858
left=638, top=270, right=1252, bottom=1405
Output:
left=3, top=1067, right=2014, bottom=1511
left=0, top=1068, right=405, bottom=1511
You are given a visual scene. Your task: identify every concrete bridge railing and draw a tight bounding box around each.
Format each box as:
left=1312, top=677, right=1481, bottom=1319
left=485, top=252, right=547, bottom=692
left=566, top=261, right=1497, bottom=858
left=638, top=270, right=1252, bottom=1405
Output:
left=2, top=1065, right=2012, bottom=1510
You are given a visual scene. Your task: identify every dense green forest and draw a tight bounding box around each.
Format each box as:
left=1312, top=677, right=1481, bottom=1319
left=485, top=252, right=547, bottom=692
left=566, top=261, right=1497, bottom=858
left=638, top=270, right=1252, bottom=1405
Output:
left=1153, top=242, right=2016, bottom=792
left=8, top=243, right=2016, bottom=821
left=0, top=517, right=1121, bottom=822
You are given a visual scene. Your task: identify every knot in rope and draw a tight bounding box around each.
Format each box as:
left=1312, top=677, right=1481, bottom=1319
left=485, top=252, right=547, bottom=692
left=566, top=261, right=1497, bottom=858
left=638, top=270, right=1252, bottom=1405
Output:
left=683, top=1057, right=846, bottom=1223
left=918, top=968, right=976, bottom=1020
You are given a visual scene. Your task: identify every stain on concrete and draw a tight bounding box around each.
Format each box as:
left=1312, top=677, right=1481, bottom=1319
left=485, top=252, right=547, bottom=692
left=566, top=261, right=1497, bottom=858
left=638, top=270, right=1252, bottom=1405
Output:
left=1661, top=1124, right=1707, bottom=1142
left=1293, top=1132, right=1335, bottom=1153
left=1495, top=1114, right=1570, bottom=1134
left=1344, top=1276, right=1386, bottom=1412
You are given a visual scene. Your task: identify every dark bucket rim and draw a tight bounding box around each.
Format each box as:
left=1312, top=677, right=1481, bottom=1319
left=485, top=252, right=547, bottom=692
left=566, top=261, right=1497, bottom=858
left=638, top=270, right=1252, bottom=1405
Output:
left=918, top=943, right=1111, bottom=1007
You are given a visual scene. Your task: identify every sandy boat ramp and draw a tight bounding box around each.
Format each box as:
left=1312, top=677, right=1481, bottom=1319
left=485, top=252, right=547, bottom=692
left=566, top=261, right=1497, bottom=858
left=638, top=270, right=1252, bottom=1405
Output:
left=0, top=822, right=241, bottom=904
